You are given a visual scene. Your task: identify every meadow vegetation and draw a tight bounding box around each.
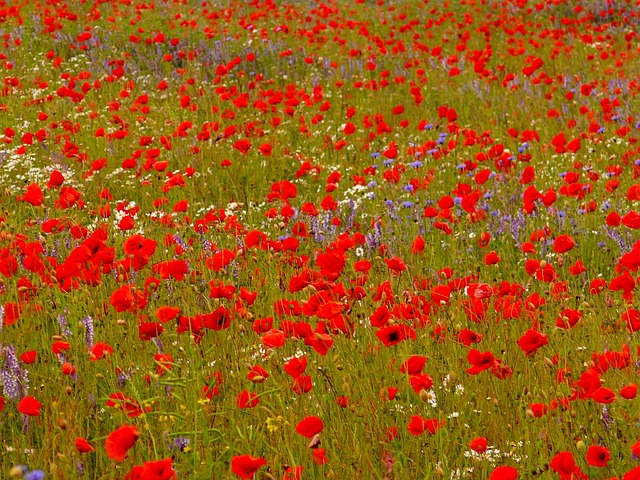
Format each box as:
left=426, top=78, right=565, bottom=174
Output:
left=1, top=0, right=640, bottom=478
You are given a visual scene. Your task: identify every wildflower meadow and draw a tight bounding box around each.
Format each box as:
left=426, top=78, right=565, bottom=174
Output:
left=1, top=0, right=640, bottom=478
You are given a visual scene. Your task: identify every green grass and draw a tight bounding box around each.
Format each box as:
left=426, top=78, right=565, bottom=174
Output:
left=1, top=0, right=640, bottom=478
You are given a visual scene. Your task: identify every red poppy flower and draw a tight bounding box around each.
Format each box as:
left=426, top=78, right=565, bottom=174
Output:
left=409, top=373, right=434, bottom=394
left=370, top=305, right=392, bottom=327
left=206, top=249, right=236, bottom=271
left=609, top=271, right=636, bottom=293
left=411, top=235, right=425, bottom=254
left=138, top=322, right=164, bottom=341
left=231, top=454, right=267, bottom=479
left=466, top=349, right=496, bottom=374
left=320, top=194, right=338, bottom=211
left=155, top=306, right=180, bottom=323
left=528, top=403, right=548, bottom=417
left=555, top=308, right=582, bottom=329
left=383, top=144, right=397, bottom=159
left=586, top=445, right=610, bottom=467
left=283, top=465, right=303, bottom=480
left=18, top=396, right=42, bottom=416
left=90, top=343, right=114, bottom=361
left=123, top=234, right=157, bottom=271
left=307, top=332, right=334, bottom=356
left=119, top=216, right=135, bottom=231
left=568, top=260, right=586, bottom=275
left=431, top=284, right=451, bottom=304
left=202, top=306, right=231, bottom=331
left=477, top=232, right=491, bottom=248
left=631, top=439, right=640, bottom=459
left=281, top=354, right=307, bottom=377
left=624, top=466, right=640, bottom=480
left=296, top=416, right=323, bottom=438
left=517, top=329, right=548, bottom=357
left=152, top=260, right=189, bottom=281
left=110, top=284, right=147, bottom=313
left=489, top=466, right=518, bottom=480
left=469, top=437, right=487, bottom=454
left=291, top=375, right=313, bottom=394
left=592, top=387, right=616, bottom=404
left=258, top=143, right=272, bottom=156
left=549, top=451, right=581, bottom=479
left=154, top=354, right=174, bottom=375
left=105, top=425, right=140, bottom=462
left=484, top=251, right=501, bottom=265
left=384, top=256, right=407, bottom=275
left=434, top=221, right=452, bottom=235
left=622, top=211, right=640, bottom=229
left=312, top=448, right=328, bottom=465
left=62, top=362, right=76, bottom=376
left=606, top=211, right=621, bottom=226
left=261, top=329, right=286, bottom=348
left=520, top=165, right=535, bottom=184
left=52, top=341, right=70, bottom=354
left=209, top=280, right=236, bottom=299
left=75, top=437, right=95, bottom=453
left=407, top=416, right=445, bottom=435
left=467, top=283, right=493, bottom=299
left=399, top=355, right=427, bottom=375
left=2, top=302, right=21, bottom=325
left=236, top=390, right=260, bottom=409
left=20, top=350, right=37, bottom=364
left=457, top=329, right=482, bottom=346
left=129, top=458, right=176, bottom=480
left=376, top=325, right=416, bottom=347
left=247, top=365, right=269, bottom=383
left=22, top=183, right=44, bottom=206
left=316, top=249, right=346, bottom=280
left=47, top=170, right=65, bottom=188
left=621, top=384, right=638, bottom=399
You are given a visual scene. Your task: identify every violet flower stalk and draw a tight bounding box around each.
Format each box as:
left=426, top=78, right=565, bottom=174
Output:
left=80, top=316, right=94, bottom=351
left=1, top=343, right=29, bottom=399
left=57, top=312, right=72, bottom=338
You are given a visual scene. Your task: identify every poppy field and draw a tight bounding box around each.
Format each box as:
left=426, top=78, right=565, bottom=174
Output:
left=2, top=0, right=640, bottom=478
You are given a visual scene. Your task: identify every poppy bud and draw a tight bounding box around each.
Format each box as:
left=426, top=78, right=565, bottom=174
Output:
left=308, top=434, right=321, bottom=449
left=9, top=466, right=25, bottom=478
left=342, top=381, right=351, bottom=394
left=620, top=384, right=637, bottom=399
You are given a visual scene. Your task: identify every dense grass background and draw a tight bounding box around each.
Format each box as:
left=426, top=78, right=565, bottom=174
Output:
left=1, top=0, right=640, bottom=478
